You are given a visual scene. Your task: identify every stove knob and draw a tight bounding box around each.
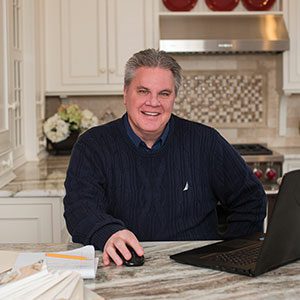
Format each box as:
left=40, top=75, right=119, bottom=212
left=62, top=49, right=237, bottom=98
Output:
left=265, top=168, right=277, bottom=181
left=253, top=168, right=263, bottom=179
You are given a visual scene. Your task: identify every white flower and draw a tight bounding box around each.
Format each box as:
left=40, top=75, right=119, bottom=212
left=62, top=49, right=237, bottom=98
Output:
left=81, top=109, right=99, bottom=129
left=43, top=114, right=70, bottom=143
left=43, top=105, right=99, bottom=144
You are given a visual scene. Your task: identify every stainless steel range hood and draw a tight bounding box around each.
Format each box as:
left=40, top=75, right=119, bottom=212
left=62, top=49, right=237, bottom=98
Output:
left=159, top=15, right=289, bottom=53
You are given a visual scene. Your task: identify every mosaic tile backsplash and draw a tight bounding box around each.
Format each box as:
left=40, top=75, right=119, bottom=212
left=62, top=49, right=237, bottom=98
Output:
left=174, top=72, right=265, bottom=126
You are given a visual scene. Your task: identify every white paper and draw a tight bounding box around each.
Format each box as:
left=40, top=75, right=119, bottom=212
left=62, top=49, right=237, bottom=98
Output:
left=13, top=245, right=98, bottom=279
left=0, top=262, right=49, bottom=299
left=0, top=252, right=101, bottom=299
left=0, top=250, right=19, bottom=274
left=16, top=270, right=74, bottom=299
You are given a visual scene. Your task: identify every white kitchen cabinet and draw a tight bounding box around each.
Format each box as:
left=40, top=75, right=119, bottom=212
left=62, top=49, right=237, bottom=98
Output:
left=283, top=158, right=300, bottom=174
left=0, top=197, right=69, bottom=243
left=0, top=0, right=15, bottom=188
left=283, top=0, right=300, bottom=94
left=44, top=0, right=157, bottom=95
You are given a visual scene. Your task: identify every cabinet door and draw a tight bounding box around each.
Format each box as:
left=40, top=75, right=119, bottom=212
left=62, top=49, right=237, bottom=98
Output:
left=0, top=0, right=15, bottom=188
left=0, top=197, right=62, bottom=243
left=60, top=0, right=107, bottom=85
left=7, top=0, right=26, bottom=167
left=0, top=0, right=10, bottom=156
left=283, top=159, right=300, bottom=174
left=283, top=0, right=300, bottom=94
left=44, top=0, right=156, bottom=94
left=107, top=0, right=155, bottom=84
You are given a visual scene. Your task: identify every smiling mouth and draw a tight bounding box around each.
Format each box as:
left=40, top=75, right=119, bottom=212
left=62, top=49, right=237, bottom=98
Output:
left=142, top=111, right=160, bottom=116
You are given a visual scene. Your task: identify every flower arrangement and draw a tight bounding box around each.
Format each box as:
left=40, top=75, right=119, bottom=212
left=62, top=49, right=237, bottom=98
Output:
left=43, top=104, right=98, bottom=143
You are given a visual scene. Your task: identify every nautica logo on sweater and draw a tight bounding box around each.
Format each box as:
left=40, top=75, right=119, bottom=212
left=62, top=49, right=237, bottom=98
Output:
left=183, top=181, right=189, bottom=191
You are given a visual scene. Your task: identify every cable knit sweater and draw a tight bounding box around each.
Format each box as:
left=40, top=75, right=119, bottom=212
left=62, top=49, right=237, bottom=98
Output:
left=63, top=114, right=266, bottom=250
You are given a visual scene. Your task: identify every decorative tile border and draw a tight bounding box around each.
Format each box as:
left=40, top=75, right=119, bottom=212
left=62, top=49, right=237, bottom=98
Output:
left=174, top=72, right=266, bottom=127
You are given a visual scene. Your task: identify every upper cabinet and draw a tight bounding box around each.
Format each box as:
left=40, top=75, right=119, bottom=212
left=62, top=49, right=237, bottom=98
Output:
left=44, top=0, right=157, bottom=95
left=283, top=0, right=300, bottom=94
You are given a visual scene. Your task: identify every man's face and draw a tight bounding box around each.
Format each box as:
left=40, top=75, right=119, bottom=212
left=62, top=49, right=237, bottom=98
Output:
left=123, top=67, right=176, bottom=143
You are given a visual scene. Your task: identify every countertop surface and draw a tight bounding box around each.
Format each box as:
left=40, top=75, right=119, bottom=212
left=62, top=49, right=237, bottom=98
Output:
left=1, top=147, right=300, bottom=197
left=1, top=241, right=300, bottom=299
left=0, top=155, right=70, bottom=197
left=273, top=147, right=300, bottom=159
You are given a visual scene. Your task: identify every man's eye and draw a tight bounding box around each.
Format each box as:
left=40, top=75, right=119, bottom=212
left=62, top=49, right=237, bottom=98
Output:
left=159, top=91, right=171, bottom=97
left=138, top=89, right=149, bottom=95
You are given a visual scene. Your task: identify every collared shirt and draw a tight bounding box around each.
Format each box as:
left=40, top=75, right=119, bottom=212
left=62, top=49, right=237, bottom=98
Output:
left=124, top=114, right=169, bottom=152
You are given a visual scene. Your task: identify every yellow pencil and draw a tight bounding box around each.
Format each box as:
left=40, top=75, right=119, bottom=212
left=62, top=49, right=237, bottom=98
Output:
left=45, top=253, right=88, bottom=260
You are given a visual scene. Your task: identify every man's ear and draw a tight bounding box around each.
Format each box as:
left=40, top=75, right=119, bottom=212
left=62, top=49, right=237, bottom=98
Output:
left=123, top=86, right=127, bottom=105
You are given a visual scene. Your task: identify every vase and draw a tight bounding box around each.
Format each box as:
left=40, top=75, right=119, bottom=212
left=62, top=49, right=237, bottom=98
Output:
left=47, top=131, right=80, bottom=155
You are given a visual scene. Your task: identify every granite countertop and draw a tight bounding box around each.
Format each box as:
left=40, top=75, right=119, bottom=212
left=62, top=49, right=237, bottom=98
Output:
left=1, top=147, right=300, bottom=197
left=1, top=241, right=300, bottom=299
left=273, top=147, right=300, bottom=159
left=0, top=155, right=70, bottom=197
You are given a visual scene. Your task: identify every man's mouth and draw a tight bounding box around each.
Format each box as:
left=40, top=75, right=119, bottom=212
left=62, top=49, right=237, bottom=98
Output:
left=142, top=111, right=160, bottom=116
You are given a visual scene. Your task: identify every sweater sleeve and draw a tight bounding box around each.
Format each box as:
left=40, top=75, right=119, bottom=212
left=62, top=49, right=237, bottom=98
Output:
left=63, top=135, right=126, bottom=251
left=210, top=132, right=267, bottom=238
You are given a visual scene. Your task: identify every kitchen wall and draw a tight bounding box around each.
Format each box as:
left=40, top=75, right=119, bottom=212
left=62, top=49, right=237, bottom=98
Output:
left=45, top=53, right=300, bottom=148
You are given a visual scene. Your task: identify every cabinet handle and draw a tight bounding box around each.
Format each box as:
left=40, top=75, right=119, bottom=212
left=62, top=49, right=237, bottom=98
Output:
left=1, top=159, right=11, bottom=168
left=8, top=102, right=18, bottom=110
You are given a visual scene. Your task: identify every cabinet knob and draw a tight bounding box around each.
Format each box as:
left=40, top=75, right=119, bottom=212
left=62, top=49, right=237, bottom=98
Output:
left=99, top=68, right=106, bottom=73
left=8, top=102, right=18, bottom=110
left=253, top=167, right=263, bottom=179
left=265, top=168, right=277, bottom=181
left=109, top=68, right=115, bottom=74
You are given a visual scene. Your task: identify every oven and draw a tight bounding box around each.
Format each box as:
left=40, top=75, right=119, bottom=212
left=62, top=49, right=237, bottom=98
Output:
left=232, top=143, right=283, bottom=191
left=232, top=143, right=283, bottom=227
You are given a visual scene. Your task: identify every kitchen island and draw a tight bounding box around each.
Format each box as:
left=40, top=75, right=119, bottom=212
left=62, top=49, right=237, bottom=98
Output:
left=1, top=241, right=300, bottom=299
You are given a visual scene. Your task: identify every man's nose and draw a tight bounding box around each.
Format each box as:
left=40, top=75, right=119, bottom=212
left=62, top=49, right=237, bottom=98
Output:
left=146, top=94, right=160, bottom=106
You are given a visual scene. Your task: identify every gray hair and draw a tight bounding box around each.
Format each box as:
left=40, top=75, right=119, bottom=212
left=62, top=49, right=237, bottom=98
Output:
left=124, top=49, right=182, bottom=96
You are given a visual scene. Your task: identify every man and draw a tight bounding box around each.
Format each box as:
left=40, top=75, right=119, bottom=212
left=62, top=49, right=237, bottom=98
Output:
left=63, top=49, right=266, bottom=266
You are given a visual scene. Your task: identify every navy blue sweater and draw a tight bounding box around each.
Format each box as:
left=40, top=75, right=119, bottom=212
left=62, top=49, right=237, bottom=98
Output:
left=63, top=114, right=266, bottom=250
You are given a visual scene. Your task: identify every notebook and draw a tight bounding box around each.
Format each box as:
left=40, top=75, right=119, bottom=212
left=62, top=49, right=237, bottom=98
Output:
left=170, top=169, right=300, bottom=277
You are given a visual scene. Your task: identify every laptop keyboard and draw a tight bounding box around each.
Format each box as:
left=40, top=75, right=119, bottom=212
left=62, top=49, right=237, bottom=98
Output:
left=211, top=244, right=261, bottom=266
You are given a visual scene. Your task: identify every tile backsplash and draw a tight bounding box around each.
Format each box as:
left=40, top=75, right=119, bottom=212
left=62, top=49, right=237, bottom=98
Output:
left=175, top=72, right=265, bottom=126
left=45, top=54, right=300, bottom=148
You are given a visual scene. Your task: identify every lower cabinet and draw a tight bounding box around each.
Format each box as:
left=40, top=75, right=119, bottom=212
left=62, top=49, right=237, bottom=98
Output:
left=0, top=197, right=70, bottom=243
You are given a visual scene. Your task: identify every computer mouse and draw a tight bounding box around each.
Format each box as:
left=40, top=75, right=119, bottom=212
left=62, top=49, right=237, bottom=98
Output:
left=116, top=246, right=145, bottom=267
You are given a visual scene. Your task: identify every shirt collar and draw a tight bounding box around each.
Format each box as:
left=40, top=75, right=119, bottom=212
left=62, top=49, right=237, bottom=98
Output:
left=124, top=113, right=169, bottom=151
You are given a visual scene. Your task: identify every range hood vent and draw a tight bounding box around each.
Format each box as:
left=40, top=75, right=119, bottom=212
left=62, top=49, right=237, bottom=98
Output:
left=159, top=15, right=289, bottom=53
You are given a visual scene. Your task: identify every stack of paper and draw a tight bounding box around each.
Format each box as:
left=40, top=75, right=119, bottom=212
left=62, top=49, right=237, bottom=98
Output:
left=14, top=245, right=98, bottom=279
left=0, top=247, right=103, bottom=299
left=0, top=261, right=77, bottom=299
left=0, top=260, right=102, bottom=299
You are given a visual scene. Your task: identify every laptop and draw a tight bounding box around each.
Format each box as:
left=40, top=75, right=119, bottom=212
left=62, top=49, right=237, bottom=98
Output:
left=170, top=170, right=300, bottom=277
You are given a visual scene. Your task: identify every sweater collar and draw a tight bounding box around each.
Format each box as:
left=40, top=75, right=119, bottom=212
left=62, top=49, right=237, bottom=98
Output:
left=123, top=113, right=170, bottom=151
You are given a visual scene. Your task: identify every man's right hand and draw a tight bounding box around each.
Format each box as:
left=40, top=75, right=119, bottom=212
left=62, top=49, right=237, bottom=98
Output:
left=102, top=229, right=144, bottom=266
